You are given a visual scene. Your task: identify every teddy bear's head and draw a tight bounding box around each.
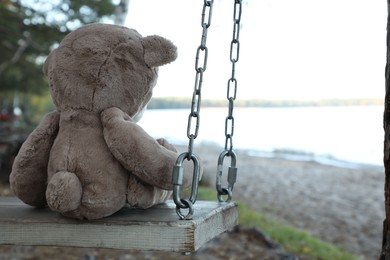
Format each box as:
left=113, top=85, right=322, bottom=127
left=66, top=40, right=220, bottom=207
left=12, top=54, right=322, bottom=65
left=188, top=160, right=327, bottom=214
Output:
left=43, top=23, right=177, bottom=119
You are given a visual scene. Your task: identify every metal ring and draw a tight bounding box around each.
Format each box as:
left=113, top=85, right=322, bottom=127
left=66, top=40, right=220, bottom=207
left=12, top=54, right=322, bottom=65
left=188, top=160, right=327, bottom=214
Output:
left=176, top=199, right=194, bottom=220
left=216, top=150, right=237, bottom=201
left=217, top=188, right=232, bottom=203
left=172, top=152, right=201, bottom=219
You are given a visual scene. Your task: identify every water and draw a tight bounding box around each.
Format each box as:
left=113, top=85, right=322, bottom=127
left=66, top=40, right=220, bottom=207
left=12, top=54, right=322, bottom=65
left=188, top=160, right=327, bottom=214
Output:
left=138, top=106, right=384, bottom=168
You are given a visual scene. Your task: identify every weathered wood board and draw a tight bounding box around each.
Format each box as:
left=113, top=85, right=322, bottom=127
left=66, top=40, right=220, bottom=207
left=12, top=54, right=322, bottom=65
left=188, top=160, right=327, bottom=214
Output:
left=0, top=197, right=238, bottom=252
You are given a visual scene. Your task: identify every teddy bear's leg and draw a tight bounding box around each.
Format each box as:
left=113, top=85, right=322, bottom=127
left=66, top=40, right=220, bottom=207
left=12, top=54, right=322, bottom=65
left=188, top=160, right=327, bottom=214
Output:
left=127, top=174, right=172, bottom=209
left=76, top=172, right=128, bottom=220
left=46, top=171, right=83, bottom=213
left=47, top=168, right=128, bottom=219
left=10, top=111, right=60, bottom=207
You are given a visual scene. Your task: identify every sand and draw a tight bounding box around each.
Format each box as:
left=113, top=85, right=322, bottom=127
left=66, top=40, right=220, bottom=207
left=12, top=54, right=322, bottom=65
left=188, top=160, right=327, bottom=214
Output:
left=189, top=144, right=385, bottom=259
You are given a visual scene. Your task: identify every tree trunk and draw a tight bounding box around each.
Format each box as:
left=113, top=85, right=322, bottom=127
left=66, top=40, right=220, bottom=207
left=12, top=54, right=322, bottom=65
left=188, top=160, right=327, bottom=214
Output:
left=114, top=0, right=130, bottom=25
left=0, top=34, right=30, bottom=75
left=381, top=1, right=390, bottom=259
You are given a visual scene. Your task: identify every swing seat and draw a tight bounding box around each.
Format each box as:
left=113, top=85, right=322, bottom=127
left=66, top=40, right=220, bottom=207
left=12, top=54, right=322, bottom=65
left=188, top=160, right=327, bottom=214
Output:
left=0, top=197, right=238, bottom=252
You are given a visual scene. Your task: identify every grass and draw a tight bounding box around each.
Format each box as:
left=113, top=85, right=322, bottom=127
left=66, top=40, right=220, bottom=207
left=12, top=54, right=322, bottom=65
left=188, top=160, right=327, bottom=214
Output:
left=197, top=186, right=357, bottom=260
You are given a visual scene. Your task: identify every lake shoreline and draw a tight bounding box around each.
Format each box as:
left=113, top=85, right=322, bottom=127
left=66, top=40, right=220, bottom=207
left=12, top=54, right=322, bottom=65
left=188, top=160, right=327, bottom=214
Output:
left=139, top=106, right=384, bottom=167
left=175, top=142, right=385, bottom=259
left=175, top=141, right=384, bottom=171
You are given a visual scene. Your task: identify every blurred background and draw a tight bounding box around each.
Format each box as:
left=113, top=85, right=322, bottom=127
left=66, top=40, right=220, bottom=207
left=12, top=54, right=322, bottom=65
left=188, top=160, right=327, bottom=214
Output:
left=0, top=0, right=386, bottom=181
left=0, top=0, right=129, bottom=181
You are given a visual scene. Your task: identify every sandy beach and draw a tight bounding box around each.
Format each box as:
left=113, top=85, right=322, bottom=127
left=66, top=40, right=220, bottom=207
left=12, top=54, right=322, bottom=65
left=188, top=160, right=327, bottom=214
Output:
left=188, top=144, right=385, bottom=259
left=0, top=143, right=385, bottom=259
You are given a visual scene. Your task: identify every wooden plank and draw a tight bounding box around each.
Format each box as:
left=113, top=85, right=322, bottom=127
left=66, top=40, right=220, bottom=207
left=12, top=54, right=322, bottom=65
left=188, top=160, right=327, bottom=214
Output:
left=0, top=197, right=238, bottom=252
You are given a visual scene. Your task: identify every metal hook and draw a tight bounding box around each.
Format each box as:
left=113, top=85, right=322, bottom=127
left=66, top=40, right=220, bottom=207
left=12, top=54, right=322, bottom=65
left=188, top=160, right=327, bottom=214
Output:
left=172, top=152, right=201, bottom=219
left=216, top=150, right=237, bottom=202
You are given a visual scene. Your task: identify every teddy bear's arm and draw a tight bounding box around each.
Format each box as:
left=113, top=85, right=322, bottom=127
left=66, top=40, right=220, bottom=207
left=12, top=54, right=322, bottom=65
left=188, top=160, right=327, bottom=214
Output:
left=10, top=111, right=60, bottom=207
left=101, top=107, right=193, bottom=190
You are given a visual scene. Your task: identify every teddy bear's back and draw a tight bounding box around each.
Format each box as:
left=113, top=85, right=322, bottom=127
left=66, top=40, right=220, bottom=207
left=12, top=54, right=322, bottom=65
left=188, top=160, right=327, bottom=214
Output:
left=48, top=110, right=128, bottom=216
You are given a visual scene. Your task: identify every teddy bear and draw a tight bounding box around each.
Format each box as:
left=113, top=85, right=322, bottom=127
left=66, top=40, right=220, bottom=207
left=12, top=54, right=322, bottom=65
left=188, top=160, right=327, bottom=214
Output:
left=9, top=23, right=195, bottom=220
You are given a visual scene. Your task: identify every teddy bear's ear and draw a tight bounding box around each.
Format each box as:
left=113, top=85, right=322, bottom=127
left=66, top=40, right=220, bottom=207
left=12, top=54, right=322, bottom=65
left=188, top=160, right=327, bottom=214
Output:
left=142, top=35, right=177, bottom=67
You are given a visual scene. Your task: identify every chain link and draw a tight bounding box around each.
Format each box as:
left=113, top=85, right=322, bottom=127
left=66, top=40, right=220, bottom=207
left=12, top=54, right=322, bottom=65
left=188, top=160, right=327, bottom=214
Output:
left=172, top=0, right=242, bottom=217
left=172, top=0, right=214, bottom=220
left=225, top=0, right=241, bottom=153
left=216, top=0, right=242, bottom=201
left=186, top=0, right=214, bottom=155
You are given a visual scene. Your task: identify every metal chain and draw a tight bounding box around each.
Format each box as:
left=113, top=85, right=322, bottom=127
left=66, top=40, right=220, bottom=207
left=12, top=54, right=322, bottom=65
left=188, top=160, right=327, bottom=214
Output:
left=216, top=0, right=242, bottom=202
left=172, top=0, right=214, bottom=220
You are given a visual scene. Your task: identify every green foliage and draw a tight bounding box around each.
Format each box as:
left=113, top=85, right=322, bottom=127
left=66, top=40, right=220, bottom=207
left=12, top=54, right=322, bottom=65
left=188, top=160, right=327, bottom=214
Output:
left=147, top=97, right=192, bottom=109
left=237, top=203, right=356, bottom=260
left=197, top=186, right=357, bottom=260
left=0, top=0, right=117, bottom=127
left=28, top=92, right=56, bottom=125
left=148, top=97, right=383, bottom=109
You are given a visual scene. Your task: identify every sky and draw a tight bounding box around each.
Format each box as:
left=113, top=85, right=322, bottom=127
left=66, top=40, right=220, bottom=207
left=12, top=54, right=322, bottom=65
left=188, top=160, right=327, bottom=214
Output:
left=125, top=0, right=387, bottom=100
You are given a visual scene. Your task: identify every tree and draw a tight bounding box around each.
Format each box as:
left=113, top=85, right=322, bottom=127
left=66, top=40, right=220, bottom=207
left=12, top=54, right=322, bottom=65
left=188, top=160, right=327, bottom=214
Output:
left=381, top=1, right=390, bottom=259
left=0, top=0, right=118, bottom=120
left=114, top=0, right=130, bottom=25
